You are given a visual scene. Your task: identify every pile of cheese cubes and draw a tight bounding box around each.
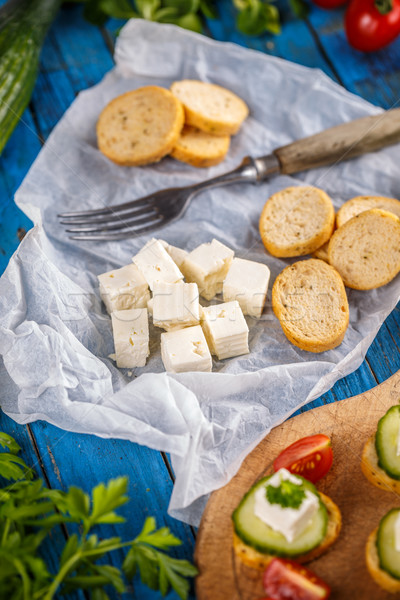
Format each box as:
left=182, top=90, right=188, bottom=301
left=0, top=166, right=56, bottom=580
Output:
left=97, top=238, right=270, bottom=373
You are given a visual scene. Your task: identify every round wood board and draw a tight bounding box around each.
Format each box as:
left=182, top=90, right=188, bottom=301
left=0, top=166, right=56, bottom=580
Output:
left=195, top=371, right=400, bottom=600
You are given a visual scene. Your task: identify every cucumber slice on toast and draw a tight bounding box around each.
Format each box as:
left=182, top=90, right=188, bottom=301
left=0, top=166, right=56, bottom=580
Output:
left=232, top=474, right=327, bottom=557
left=376, top=405, right=400, bottom=480
left=377, top=508, right=400, bottom=580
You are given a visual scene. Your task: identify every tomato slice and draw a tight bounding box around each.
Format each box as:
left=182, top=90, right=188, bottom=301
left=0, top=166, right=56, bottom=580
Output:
left=273, top=434, right=333, bottom=483
left=263, top=558, right=331, bottom=600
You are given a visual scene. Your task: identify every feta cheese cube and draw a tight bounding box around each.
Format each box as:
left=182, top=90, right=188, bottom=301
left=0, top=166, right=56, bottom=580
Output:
left=254, top=468, right=319, bottom=543
left=132, top=238, right=184, bottom=291
left=181, top=239, right=234, bottom=300
left=201, top=300, right=249, bottom=360
left=152, top=282, right=200, bottom=331
left=223, top=257, right=270, bottom=318
left=111, top=308, right=149, bottom=368
left=98, top=263, right=150, bottom=314
left=158, top=240, right=189, bottom=269
left=161, top=325, right=212, bottom=373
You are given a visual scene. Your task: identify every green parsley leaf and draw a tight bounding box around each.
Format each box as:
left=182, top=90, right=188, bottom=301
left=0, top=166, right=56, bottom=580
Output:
left=236, top=1, right=281, bottom=36
left=123, top=517, right=198, bottom=599
left=289, top=0, right=309, bottom=19
left=0, top=432, right=21, bottom=454
left=266, top=479, right=306, bottom=509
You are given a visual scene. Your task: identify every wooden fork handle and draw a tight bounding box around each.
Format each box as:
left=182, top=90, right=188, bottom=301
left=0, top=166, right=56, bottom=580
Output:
left=273, top=107, right=400, bottom=175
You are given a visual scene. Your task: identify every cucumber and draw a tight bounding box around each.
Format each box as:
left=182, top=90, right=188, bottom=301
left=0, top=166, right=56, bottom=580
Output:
left=232, top=474, right=327, bottom=557
left=0, top=0, right=61, bottom=155
left=377, top=508, right=400, bottom=580
left=376, top=405, right=400, bottom=480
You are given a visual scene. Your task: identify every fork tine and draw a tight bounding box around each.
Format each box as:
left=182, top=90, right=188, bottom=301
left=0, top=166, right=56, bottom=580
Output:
left=69, top=219, right=167, bottom=241
left=58, top=194, right=156, bottom=218
left=65, top=213, right=161, bottom=234
left=59, top=205, right=157, bottom=226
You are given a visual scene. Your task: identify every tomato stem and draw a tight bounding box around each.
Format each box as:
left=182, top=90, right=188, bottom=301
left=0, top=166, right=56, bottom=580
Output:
left=375, top=0, right=394, bottom=15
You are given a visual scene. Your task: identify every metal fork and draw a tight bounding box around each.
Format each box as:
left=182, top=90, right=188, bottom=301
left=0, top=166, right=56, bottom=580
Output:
left=59, top=108, right=400, bottom=241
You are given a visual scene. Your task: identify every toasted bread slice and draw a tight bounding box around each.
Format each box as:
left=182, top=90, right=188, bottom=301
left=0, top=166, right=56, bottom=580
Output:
left=170, top=80, right=249, bottom=136
left=361, top=435, right=400, bottom=494
left=233, top=492, right=341, bottom=571
left=312, top=241, right=330, bottom=263
left=97, top=86, right=184, bottom=166
left=336, top=196, right=400, bottom=228
left=170, top=125, right=230, bottom=167
left=272, top=258, right=349, bottom=353
left=366, top=528, right=400, bottom=593
left=259, top=186, right=335, bottom=258
left=328, top=209, right=400, bottom=290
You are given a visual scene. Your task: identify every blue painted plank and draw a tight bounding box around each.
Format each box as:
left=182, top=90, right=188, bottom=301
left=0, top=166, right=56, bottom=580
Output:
left=32, top=4, right=114, bottom=141
left=0, top=106, right=39, bottom=274
left=206, top=0, right=337, bottom=78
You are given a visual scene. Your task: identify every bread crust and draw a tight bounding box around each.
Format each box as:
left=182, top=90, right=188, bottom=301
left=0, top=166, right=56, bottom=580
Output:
left=259, top=186, right=335, bottom=258
left=328, top=209, right=400, bottom=290
left=361, top=435, right=400, bottom=494
left=272, top=259, right=349, bottom=353
left=312, top=241, right=330, bottom=263
left=336, top=195, right=400, bottom=228
left=170, top=125, right=230, bottom=167
left=170, top=80, right=249, bottom=136
left=233, top=492, right=341, bottom=571
left=366, top=528, right=400, bottom=593
left=97, top=86, right=184, bottom=166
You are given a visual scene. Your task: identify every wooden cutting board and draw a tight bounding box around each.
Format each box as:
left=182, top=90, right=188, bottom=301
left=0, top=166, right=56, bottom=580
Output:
left=195, top=371, right=400, bottom=600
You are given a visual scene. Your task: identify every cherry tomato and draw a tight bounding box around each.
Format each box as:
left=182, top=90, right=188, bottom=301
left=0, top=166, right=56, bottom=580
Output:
left=345, top=0, right=400, bottom=52
left=273, top=434, right=333, bottom=483
left=263, top=558, right=331, bottom=600
left=311, top=0, right=348, bottom=8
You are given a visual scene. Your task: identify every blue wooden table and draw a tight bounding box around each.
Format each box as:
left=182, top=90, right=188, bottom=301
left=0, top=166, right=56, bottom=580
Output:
left=1, top=1, right=400, bottom=598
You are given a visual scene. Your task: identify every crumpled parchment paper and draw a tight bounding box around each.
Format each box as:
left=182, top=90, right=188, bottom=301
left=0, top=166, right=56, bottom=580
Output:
left=1, top=20, right=399, bottom=526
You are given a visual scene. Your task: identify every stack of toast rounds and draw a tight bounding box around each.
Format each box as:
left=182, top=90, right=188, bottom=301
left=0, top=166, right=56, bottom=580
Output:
left=259, top=188, right=400, bottom=353
left=96, top=81, right=249, bottom=168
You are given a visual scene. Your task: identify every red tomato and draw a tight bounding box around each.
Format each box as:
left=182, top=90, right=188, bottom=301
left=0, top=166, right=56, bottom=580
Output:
left=273, top=434, right=333, bottom=483
left=345, top=0, right=400, bottom=52
left=312, top=0, right=348, bottom=8
left=263, top=558, right=331, bottom=600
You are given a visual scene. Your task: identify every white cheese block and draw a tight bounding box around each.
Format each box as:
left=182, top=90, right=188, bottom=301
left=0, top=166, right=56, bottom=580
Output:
left=147, top=297, right=153, bottom=316
left=254, top=468, right=320, bottom=544
left=98, top=263, right=150, bottom=314
left=111, top=308, right=149, bottom=368
left=395, top=512, right=400, bottom=552
left=181, top=238, right=234, bottom=300
left=132, top=238, right=184, bottom=291
left=161, top=325, right=212, bottom=373
left=201, top=300, right=249, bottom=360
left=158, top=239, right=189, bottom=269
left=152, top=281, right=200, bottom=331
left=223, top=257, right=270, bottom=318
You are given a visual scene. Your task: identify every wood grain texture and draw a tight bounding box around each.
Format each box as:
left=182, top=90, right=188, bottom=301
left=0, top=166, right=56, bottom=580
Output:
left=274, top=108, right=400, bottom=174
left=195, top=370, right=400, bottom=600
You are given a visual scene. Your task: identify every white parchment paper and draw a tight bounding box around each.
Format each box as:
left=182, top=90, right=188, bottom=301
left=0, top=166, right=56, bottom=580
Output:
left=1, top=21, right=400, bottom=525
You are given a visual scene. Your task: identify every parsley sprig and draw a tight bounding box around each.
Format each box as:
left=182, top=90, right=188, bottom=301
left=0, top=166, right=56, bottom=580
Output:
left=266, top=479, right=306, bottom=509
left=0, top=431, right=197, bottom=599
